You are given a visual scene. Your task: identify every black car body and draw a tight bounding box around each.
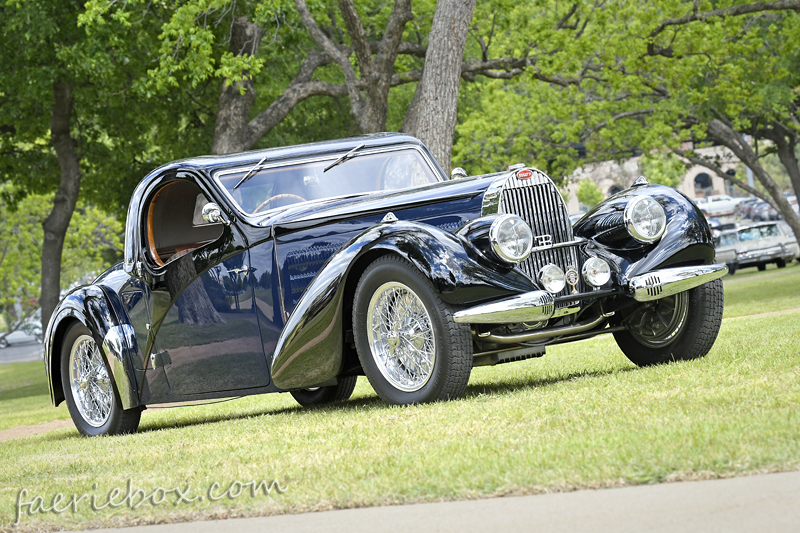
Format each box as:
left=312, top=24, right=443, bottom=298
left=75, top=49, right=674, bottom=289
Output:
left=44, top=134, right=728, bottom=436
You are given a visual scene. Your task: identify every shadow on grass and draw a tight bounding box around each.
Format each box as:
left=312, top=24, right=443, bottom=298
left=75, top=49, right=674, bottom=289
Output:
left=37, top=364, right=639, bottom=440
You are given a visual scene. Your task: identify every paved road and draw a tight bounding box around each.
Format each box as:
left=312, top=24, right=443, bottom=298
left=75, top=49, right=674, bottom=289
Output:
left=87, top=471, right=800, bottom=533
left=0, top=341, right=43, bottom=364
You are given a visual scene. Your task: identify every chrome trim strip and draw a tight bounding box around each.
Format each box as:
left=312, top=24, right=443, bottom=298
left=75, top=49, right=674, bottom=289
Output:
left=102, top=324, right=138, bottom=410
left=628, top=264, right=728, bottom=302
left=453, top=290, right=555, bottom=324
left=483, top=313, right=608, bottom=344
left=528, top=239, right=585, bottom=255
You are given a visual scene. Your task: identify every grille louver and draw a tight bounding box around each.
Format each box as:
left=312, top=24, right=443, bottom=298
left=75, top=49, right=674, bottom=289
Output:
left=495, top=170, right=585, bottom=302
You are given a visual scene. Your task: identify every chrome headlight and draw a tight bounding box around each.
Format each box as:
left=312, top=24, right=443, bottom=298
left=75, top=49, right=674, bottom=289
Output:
left=489, top=215, right=534, bottom=263
left=539, top=264, right=566, bottom=294
left=582, top=257, right=611, bottom=287
left=624, top=196, right=666, bottom=243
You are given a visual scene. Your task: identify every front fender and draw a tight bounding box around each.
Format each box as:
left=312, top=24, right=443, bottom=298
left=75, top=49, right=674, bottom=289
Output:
left=270, top=220, right=535, bottom=389
left=573, top=184, right=715, bottom=284
left=44, top=286, right=140, bottom=409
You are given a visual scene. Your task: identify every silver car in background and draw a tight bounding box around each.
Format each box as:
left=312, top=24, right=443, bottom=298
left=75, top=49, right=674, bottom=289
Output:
left=715, top=222, right=799, bottom=274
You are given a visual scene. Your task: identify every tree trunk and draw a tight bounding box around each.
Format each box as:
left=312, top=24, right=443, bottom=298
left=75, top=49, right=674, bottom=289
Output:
left=772, top=133, right=800, bottom=198
left=165, top=254, right=225, bottom=325
left=211, top=17, right=265, bottom=155
left=706, top=119, right=800, bottom=248
left=402, top=0, right=477, bottom=171
left=41, top=82, right=82, bottom=329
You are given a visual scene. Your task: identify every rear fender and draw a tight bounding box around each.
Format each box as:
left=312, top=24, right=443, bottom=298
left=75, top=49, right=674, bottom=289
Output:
left=44, top=286, right=140, bottom=409
left=270, top=220, right=535, bottom=389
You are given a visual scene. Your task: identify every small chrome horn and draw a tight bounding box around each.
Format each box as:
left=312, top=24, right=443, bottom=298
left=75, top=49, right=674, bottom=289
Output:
left=201, top=202, right=229, bottom=225
left=451, top=167, right=468, bottom=180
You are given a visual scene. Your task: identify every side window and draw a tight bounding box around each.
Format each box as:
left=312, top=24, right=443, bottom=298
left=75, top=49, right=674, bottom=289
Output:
left=145, top=180, right=224, bottom=266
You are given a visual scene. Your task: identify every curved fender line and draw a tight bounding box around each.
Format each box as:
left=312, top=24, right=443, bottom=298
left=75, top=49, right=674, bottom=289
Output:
left=45, top=286, right=140, bottom=409
left=270, top=220, right=535, bottom=390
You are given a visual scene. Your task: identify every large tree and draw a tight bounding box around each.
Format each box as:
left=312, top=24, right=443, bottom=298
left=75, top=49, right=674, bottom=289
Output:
left=453, top=0, right=800, bottom=244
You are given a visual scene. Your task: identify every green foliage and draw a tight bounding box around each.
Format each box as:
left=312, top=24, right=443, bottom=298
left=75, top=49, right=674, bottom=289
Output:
left=639, top=152, right=686, bottom=188
left=576, top=179, right=604, bottom=208
left=454, top=1, right=800, bottom=190
left=0, top=184, right=122, bottom=327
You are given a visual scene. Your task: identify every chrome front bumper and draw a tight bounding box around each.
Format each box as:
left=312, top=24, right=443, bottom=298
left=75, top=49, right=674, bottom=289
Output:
left=453, top=264, right=728, bottom=324
left=628, top=264, right=728, bottom=301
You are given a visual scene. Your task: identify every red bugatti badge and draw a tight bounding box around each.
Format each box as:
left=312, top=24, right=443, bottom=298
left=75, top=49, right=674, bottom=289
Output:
left=517, top=169, right=533, bottom=179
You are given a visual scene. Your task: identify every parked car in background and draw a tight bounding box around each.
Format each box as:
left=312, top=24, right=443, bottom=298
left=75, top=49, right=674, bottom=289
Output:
left=43, top=133, right=728, bottom=436
left=706, top=217, right=737, bottom=238
left=735, top=198, right=758, bottom=219
left=750, top=200, right=780, bottom=221
left=697, top=194, right=745, bottom=217
left=0, top=320, right=43, bottom=349
left=714, top=222, right=799, bottom=274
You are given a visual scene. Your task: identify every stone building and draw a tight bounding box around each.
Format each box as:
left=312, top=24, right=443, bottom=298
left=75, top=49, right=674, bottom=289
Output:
left=563, top=145, right=741, bottom=214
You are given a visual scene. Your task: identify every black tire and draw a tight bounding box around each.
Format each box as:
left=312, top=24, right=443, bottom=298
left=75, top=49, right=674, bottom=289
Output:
left=60, top=323, right=141, bottom=437
left=613, top=278, right=724, bottom=367
left=290, top=376, right=358, bottom=407
left=727, top=263, right=736, bottom=275
left=776, top=258, right=787, bottom=269
left=352, top=255, right=472, bottom=405
left=758, top=263, right=767, bottom=271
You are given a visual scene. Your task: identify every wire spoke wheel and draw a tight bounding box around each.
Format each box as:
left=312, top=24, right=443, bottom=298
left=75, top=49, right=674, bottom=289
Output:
left=367, top=282, right=436, bottom=392
left=69, top=335, right=113, bottom=428
left=625, top=292, right=689, bottom=348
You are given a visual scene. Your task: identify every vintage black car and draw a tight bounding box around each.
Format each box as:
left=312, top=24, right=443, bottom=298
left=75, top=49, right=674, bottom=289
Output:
left=44, top=133, right=727, bottom=436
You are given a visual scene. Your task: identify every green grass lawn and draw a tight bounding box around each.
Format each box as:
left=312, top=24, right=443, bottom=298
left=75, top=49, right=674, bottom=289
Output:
left=1, top=264, right=799, bottom=531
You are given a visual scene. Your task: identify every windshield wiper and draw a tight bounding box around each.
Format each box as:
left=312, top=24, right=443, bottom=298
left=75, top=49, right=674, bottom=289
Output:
left=324, top=143, right=365, bottom=173
left=233, top=155, right=269, bottom=190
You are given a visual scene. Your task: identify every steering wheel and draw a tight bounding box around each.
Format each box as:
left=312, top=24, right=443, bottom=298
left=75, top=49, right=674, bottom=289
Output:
left=253, top=193, right=307, bottom=214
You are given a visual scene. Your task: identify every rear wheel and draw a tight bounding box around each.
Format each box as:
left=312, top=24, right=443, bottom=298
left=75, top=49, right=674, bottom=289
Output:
left=0, top=338, right=7, bottom=349
left=61, top=323, right=141, bottom=436
left=726, top=263, right=736, bottom=275
left=353, top=255, right=472, bottom=405
left=290, top=376, right=357, bottom=407
left=777, top=258, right=787, bottom=268
left=758, top=263, right=767, bottom=271
left=614, top=279, right=723, bottom=367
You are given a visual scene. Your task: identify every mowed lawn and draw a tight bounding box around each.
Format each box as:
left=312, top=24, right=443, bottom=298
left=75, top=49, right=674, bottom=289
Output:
left=1, top=262, right=799, bottom=531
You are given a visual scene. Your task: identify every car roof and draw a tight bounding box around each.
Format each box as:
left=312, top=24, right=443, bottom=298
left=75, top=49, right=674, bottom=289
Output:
left=168, top=133, right=428, bottom=175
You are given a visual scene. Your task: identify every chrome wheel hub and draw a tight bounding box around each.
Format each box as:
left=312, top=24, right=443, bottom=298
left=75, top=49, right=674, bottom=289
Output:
left=626, top=291, right=689, bottom=348
left=367, top=282, right=436, bottom=392
left=69, top=335, right=113, bottom=427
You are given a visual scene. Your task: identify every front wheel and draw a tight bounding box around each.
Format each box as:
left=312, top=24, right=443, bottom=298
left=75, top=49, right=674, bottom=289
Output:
left=61, top=323, right=141, bottom=436
left=0, top=338, right=7, bottom=349
left=614, top=278, right=723, bottom=367
left=290, top=376, right=357, bottom=407
left=353, top=255, right=472, bottom=405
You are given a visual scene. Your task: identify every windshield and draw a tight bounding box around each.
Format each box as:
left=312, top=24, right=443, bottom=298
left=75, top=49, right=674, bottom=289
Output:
left=215, top=147, right=439, bottom=216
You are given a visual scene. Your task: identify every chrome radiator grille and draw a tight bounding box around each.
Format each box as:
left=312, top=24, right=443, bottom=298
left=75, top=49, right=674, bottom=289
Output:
left=496, top=170, right=585, bottom=300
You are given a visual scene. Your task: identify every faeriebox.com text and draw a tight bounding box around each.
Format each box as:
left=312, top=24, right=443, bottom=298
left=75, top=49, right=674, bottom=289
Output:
left=14, top=478, right=288, bottom=525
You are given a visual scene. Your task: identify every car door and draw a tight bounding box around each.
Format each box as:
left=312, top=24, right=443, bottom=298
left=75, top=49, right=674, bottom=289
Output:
left=143, top=177, right=270, bottom=396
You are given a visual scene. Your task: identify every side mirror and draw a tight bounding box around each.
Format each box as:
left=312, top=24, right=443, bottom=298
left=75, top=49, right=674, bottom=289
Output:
left=451, top=167, right=468, bottom=180
left=201, top=202, right=229, bottom=226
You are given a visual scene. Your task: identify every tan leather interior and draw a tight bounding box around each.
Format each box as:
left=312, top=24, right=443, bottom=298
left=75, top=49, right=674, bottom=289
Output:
left=145, top=181, right=223, bottom=266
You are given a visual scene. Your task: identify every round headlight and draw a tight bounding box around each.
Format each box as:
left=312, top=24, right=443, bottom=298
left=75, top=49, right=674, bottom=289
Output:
left=582, top=257, right=611, bottom=287
left=624, top=196, right=667, bottom=243
left=489, top=215, right=533, bottom=263
left=539, top=264, right=566, bottom=294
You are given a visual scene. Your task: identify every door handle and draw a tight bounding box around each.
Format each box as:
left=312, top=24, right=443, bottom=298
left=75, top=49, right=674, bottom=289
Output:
left=229, top=266, right=254, bottom=275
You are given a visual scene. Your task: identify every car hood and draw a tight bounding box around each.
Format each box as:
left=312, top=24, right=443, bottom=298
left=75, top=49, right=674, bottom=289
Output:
left=253, top=173, right=502, bottom=231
